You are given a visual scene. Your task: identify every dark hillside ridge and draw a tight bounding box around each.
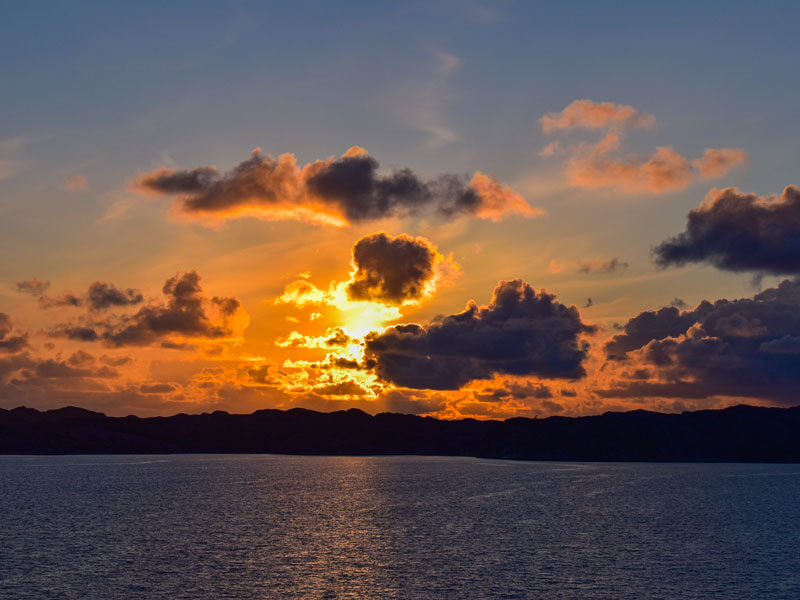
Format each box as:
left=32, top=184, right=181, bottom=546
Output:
left=1, top=404, right=799, bottom=461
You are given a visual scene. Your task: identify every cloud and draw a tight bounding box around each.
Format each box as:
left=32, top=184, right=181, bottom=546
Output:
left=653, top=186, right=800, bottom=274
left=566, top=139, right=696, bottom=194
left=37, top=281, right=144, bottom=311
left=549, top=256, right=629, bottom=275
left=670, top=298, right=688, bottom=309
left=0, top=313, right=28, bottom=353
left=473, top=380, right=554, bottom=402
left=86, top=282, right=144, bottom=311
left=275, top=328, right=352, bottom=349
left=313, top=380, right=370, bottom=397
left=364, top=279, right=595, bottom=390
left=62, top=175, right=88, bottom=190
left=16, top=279, right=50, bottom=296
left=52, top=325, right=99, bottom=342
left=379, top=389, right=446, bottom=415
left=540, top=100, right=747, bottom=194
left=392, top=49, right=461, bottom=147
left=600, top=279, right=800, bottom=403
left=39, top=293, right=83, bottom=309
left=692, top=148, right=749, bottom=178
left=0, top=137, right=25, bottom=181
left=140, top=382, right=179, bottom=394
left=539, top=99, right=656, bottom=134
left=51, top=271, right=248, bottom=348
left=134, top=147, right=540, bottom=226
left=577, top=257, right=629, bottom=274
left=346, top=232, right=456, bottom=305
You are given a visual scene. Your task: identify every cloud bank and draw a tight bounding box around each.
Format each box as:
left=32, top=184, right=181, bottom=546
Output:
left=602, top=279, right=800, bottom=403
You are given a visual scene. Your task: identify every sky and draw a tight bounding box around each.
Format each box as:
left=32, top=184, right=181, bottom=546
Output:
left=1, top=0, right=800, bottom=418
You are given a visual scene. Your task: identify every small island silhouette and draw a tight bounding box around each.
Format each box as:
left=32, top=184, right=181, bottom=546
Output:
left=2, top=404, right=799, bottom=461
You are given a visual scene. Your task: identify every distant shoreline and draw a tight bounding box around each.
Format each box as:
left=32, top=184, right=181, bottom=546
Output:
left=2, top=404, right=800, bottom=462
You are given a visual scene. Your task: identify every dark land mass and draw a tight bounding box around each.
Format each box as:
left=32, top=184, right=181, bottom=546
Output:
left=1, top=404, right=800, bottom=461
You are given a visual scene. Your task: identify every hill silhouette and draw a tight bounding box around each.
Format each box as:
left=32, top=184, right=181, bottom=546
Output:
left=1, top=404, right=799, bottom=461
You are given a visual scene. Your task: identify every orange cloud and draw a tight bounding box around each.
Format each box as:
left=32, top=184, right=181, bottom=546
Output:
left=62, top=175, right=88, bottom=190
left=567, top=143, right=694, bottom=193
left=469, top=171, right=546, bottom=220
left=539, top=99, right=655, bottom=134
left=541, top=101, right=748, bottom=194
left=692, top=148, right=749, bottom=178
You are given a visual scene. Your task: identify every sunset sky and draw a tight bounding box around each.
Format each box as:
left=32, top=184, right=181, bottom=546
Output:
left=2, top=1, right=800, bottom=418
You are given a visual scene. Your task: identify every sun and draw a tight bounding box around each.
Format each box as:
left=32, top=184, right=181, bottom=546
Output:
left=338, top=301, right=401, bottom=338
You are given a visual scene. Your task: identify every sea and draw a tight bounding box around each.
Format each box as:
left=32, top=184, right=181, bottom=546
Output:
left=1, top=455, right=798, bottom=599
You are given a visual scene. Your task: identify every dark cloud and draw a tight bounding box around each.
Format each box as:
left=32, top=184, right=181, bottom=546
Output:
left=39, top=281, right=143, bottom=311
left=16, top=279, right=49, bottom=296
left=346, top=232, right=439, bottom=304
left=140, top=383, right=179, bottom=394
left=654, top=186, right=800, bottom=274
left=53, top=325, right=100, bottom=342
left=39, top=292, right=83, bottom=309
left=324, top=328, right=351, bottom=347
left=0, top=313, right=28, bottom=353
left=100, top=355, right=131, bottom=367
left=50, top=272, right=246, bottom=348
left=365, top=279, right=595, bottom=390
left=306, top=154, right=467, bottom=222
left=103, top=272, right=243, bottom=347
left=87, top=282, right=143, bottom=311
left=248, top=364, right=273, bottom=384
left=604, top=304, right=707, bottom=359
left=475, top=381, right=554, bottom=402
left=577, top=257, right=629, bottom=274
left=379, top=389, right=446, bottom=415
left=134, top=148, right=536, bottom=226
left=601, top=279, right=800, bottom=403
left=67, top=350, right=95, bottom=368
left=19, top=357, right=118, bottom=381
left=313, top=380, right=370, bottom=396
left=670, top=297, right=688, bottom=309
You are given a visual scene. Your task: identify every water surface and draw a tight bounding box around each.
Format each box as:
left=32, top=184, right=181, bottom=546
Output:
left=1, top=455, right=798, bottom=599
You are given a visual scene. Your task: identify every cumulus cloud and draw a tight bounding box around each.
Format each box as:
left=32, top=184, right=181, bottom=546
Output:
left=540, top=100, right=747, bottom=194
left=653, top=186, right=800, bottom=274
left=601, top=279, right=800, bottom=403
left=364, top=279, right=595, bottom=390
left=50, top=271, right=248, bottom=348
left=346, top=232, right=456, bottom=305
left=134, top=147, right=540, bottom=226
left=16, top=279, right=50, bottom=296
